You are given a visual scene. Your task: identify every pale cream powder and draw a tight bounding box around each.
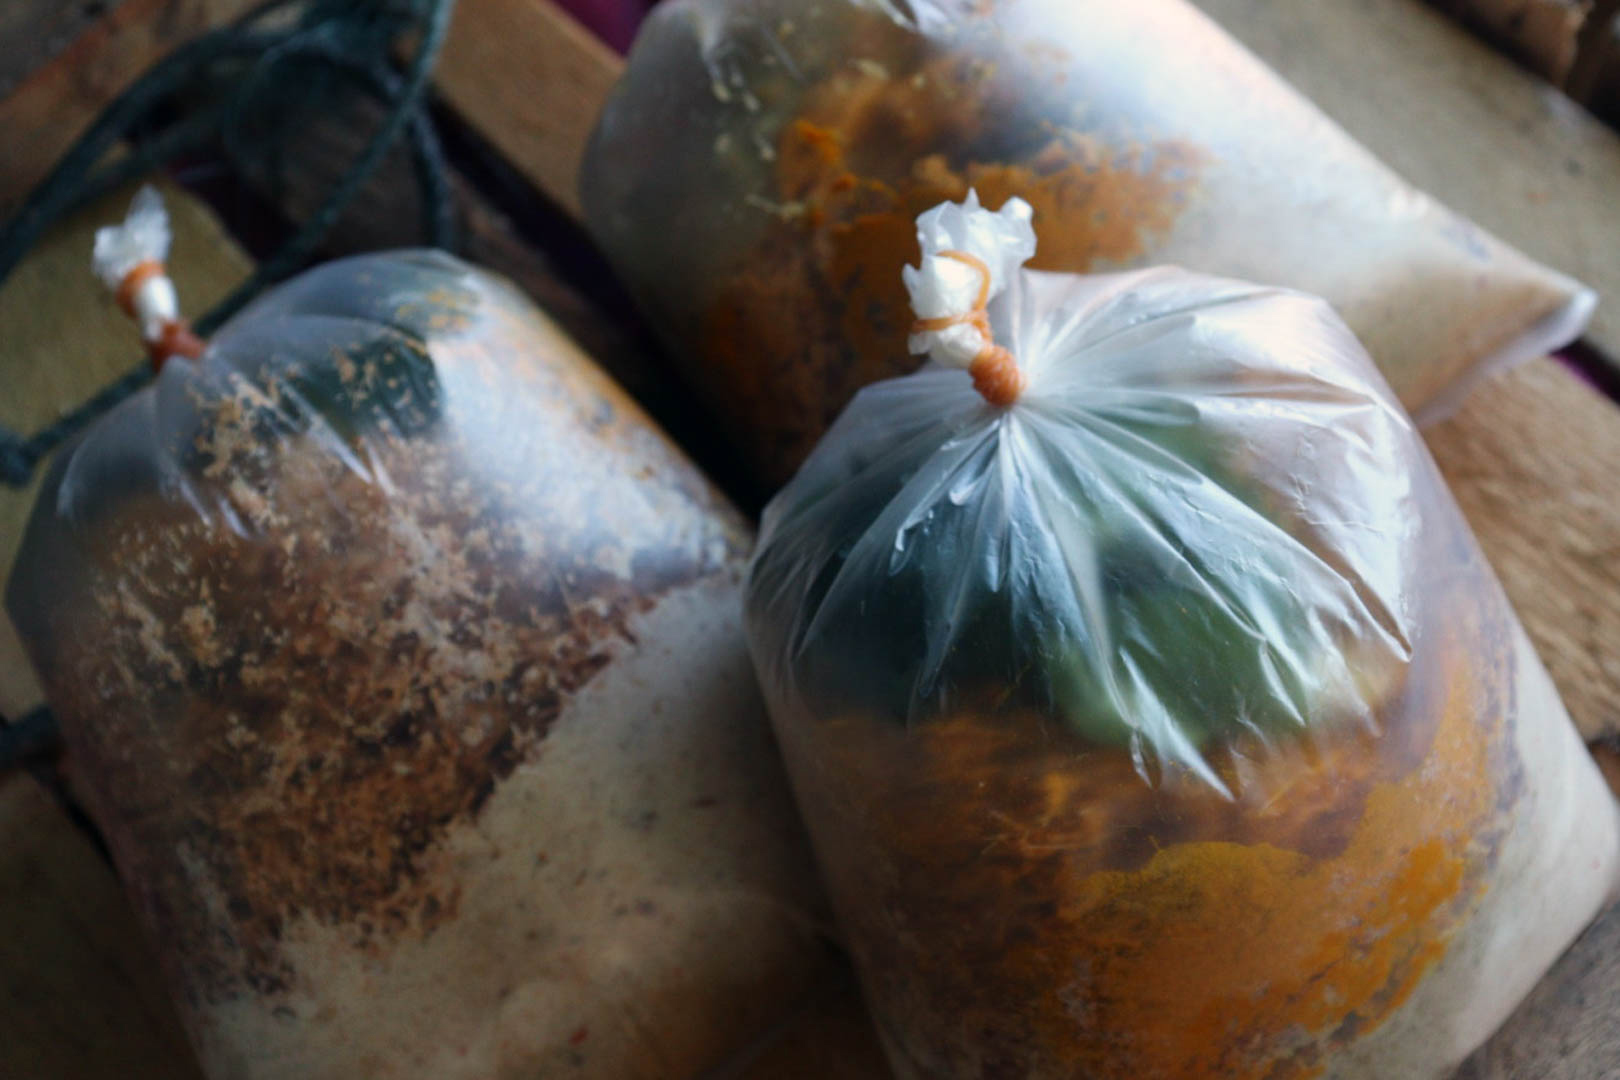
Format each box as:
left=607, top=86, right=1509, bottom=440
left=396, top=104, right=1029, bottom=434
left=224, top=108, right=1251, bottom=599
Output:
left=183, top=573, right=830, bottom=1080
left=1327, top=626, right=1620, bottom=1078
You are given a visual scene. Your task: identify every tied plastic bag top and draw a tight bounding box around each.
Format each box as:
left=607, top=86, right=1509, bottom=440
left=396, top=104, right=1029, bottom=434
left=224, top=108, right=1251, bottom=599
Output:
left=744, top=194, right=1620, bottom=1079
left=582, top=0, right=1597, bottom=490
left=6, top=192, right=830, bottom=1080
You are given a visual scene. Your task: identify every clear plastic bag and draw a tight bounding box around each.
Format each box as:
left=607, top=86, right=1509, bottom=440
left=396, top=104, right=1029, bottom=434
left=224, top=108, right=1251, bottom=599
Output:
left=582, top=0, right=1597, bottom=490
left=743, top=196, right=1620, bottom=1079
left=7, top=242, right=830, bottom=1079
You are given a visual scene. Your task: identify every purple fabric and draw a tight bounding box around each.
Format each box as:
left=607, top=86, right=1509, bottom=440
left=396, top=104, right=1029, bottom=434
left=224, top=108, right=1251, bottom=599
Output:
left=554, top=0, right=657, bottom=53
left=1556, top=345, right=1620, bottom=404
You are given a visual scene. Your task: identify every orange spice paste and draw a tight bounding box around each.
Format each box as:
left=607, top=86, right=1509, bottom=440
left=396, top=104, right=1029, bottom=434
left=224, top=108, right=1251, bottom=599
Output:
left=699, top=57, right=1209, bottom=486
left=777, top=614, right=1513, bottom=1078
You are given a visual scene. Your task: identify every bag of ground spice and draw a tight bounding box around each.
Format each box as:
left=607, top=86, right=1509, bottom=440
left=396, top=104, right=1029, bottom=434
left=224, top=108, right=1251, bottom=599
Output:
left=743, top=193, right=1620, bottom=1079
left=5, top=190, right=831, bottom=1080
left=582, top=0, right=1597, bottom=491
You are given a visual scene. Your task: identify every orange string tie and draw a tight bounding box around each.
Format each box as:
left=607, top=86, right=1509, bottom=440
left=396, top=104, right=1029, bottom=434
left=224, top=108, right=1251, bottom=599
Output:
left=147, top=320, right=207, bottom=369
left=909, top=249, right=1024, bottom=408
left=117, top=260, right=206, bottom=373
left=115, top=259, right=165, bottom=317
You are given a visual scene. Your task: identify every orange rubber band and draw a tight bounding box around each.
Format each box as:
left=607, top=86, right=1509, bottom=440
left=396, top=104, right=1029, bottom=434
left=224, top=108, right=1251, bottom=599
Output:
left=908, top=248, right=1022, bottom=406
left=939, top=250, right=994, bottom=311
left=912, top=309, right=992, bottom=336
left=116, top=259, right=166, bottom=317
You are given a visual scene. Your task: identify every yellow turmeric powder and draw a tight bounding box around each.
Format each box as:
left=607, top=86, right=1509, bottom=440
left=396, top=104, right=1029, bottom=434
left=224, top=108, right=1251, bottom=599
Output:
left=776, top=605, right=1506, bottom=1079
left=700, top=62, right=1207, bottom=487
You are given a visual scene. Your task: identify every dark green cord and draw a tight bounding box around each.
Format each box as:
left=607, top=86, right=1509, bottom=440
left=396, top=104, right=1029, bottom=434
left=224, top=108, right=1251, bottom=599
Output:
left=200, top=0, right=457, bottom=332
left=0, top=0, right=458, bottom=487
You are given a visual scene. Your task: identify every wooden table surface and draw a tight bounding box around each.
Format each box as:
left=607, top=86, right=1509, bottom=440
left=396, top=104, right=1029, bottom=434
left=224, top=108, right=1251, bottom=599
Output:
left=2, top=0, right=1619, bottom=1077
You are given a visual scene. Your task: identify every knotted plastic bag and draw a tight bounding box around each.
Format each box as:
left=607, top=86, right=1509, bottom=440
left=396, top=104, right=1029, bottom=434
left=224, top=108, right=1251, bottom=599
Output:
left=744, top=194, right=1620, bottom=1079
left=583, top=0, right=1597, bottom=490
left=6, top=192, right=830, bottom=1080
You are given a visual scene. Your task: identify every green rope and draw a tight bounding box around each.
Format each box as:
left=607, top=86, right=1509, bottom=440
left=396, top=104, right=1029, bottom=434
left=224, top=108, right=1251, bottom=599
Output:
left=201, top=3, right=459, bottom=334
left=0, top=0, right=458, bottom=488
left=0, top=0, right=461, bottom=766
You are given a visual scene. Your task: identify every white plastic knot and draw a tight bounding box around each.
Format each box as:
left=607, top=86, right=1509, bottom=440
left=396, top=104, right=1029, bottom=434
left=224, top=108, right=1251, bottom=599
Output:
left=903, top=190, right=1035, bottom=368
left=91, top=186, right=202, bottom=368
left=903, top=191, right=1036, bottom=406
left=93, top=185, right=172, bottom=292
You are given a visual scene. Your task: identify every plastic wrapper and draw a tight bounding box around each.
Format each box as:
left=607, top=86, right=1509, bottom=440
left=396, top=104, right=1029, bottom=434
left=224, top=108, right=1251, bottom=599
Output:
left=6, top=247, right=830, bottom=1079
left=582, top=0, right=1597, bottom=489
left=743, top=196, right=1620, bottom=1079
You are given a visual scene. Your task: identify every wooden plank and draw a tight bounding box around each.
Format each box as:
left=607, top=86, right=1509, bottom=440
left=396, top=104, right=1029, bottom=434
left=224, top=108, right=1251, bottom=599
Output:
left=1457, top=893, right=1620, bottom=1079
left=1427, top=358, right=1620, bottom=741
left=0, top=0, right=137, bottom=101
left=0, top=0, right=651, bottom=424
left=0, top=772, right=204, bottom=1079
left=1193, top=0, right=1620, bottom=373
left=0, top=0, right=259, bottom=212
left=435, top=0, right=621, bottom=219
left=1424, top=0, right=1590, bottom=84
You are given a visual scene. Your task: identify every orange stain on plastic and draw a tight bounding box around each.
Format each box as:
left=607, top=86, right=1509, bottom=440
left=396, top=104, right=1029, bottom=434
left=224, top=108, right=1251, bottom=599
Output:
left=700, top=66, right=1207, bottom=484
left=782, top=623, right=1505, bottom=1077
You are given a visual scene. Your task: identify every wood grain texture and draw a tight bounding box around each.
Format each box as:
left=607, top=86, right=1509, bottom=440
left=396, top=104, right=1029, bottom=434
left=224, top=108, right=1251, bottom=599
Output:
left=0, top=772, right=204, bottom=1079
left=435, top=0, right=622, bottom=219
left=1457, top=898, right=1620, bottom=1080
left=1427, top=357, right=1620, bottom=740
left=0, top=0, right=258, bottom=212
left=0, top=0, right=135, bottom=101
left=1193, top=0, right=1620, bottom=373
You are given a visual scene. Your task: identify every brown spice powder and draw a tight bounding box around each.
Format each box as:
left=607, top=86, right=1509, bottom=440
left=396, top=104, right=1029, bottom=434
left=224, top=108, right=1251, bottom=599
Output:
left=32, top=287, right=748, bottom=1010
